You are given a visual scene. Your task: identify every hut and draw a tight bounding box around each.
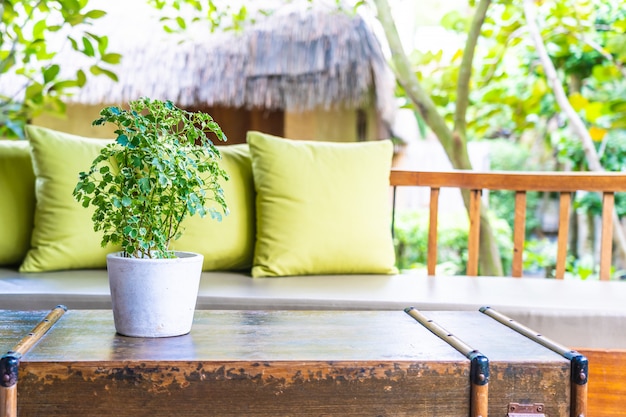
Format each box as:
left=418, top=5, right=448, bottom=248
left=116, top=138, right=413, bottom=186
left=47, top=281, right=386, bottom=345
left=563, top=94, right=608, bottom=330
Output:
left=32, top=2, right=396, bottom=144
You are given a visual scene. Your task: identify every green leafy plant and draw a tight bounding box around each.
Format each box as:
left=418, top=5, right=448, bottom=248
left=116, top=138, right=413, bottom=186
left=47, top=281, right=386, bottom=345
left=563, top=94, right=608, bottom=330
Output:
left=73, top=97, right=228, bottom=259
left=394, top=209, right=513, bottom=275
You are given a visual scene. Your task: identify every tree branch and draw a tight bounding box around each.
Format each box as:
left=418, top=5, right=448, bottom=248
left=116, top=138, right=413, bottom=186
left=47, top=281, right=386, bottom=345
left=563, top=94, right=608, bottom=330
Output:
left=522, top=0, right=602, bottom=172
left=371, top=0, right=459, bottom=164
left=523, top=0, right=626, bottom=268
left=454, top=0, right=491, bottom=133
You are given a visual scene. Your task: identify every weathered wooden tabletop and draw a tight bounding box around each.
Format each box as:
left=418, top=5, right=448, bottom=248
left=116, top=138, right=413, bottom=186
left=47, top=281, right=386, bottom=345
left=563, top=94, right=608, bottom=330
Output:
left=2, top=309, right=570, bottom=417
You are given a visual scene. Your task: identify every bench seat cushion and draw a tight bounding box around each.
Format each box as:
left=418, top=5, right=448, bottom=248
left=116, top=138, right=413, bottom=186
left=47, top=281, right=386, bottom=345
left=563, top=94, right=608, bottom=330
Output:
left=2, top=266, right=626, bottom=349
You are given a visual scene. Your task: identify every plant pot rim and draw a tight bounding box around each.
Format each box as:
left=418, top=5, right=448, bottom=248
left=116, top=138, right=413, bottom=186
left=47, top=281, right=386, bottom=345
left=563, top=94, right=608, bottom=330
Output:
left=107, top=251, right=202, bottom=264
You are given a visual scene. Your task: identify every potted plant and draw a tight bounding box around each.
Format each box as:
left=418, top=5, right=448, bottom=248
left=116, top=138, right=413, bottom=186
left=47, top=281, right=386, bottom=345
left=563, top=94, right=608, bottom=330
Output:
left=73, top=97, right=228, bottom=337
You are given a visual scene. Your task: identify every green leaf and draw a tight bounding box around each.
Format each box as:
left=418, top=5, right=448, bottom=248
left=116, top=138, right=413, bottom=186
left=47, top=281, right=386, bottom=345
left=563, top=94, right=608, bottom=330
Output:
left=82, top=36, right=95, bottom=57
left=116, top=134, right=130, bottom=146
left=84, top=9, right=107, bottom=20
left=43, top=64, right=60, bottom=83
left=138, top=177, right=151, bottom=193
left=101, top=53, right=122, bottom=64
left=33, top=19, right=47, bottom=39
left=89, top=65, right=118, bottom=81
left=68, top=36, right=79, bottom=51
left=76, top=69, right=87, bottom=87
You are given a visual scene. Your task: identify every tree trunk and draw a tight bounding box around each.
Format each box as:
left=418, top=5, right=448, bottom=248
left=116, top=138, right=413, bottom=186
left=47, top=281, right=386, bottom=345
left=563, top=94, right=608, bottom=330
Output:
left=372, top=0, right=503, bottom=275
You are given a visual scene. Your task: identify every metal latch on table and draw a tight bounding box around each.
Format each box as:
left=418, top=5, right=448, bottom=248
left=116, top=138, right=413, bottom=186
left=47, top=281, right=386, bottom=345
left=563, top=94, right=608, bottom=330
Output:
left=507, top=403, right=546, bottom=417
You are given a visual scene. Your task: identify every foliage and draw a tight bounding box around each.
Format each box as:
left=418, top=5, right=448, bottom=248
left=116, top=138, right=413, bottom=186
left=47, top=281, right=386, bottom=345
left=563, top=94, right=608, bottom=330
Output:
left=73, top=97, right=228, bottom=259
left=394, top=209, right=513, bottom=275
left=145, top=0, right=354, bottom=34
left=487, top=139, right=543, bottom=235
left=408, top=0, right=626, bottom=149
left=555, top=130, right=626, bottom=217
left=522, top=238, right=557, bottom=278
left=0, top=0, right=120, bottom=138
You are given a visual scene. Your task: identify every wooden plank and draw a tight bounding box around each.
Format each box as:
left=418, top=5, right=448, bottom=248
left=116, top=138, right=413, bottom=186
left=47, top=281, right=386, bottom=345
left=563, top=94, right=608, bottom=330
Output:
left=422, top=311, right=570, bottom=417
left=0, top=312, right=54, bottom=354
left=467, top=190, right=481, bottom=276
left=390, top=170, right=626, bottom=192
left=9, top=306, right=66, bottom=356
left=512, top=191, right=527, bottom=278
left=405, top=308, right=489, bottom=417
left=18, top=310, right=472, bottom=417
left=600, top=192, right=615, bottom=281
left=555, top=192, right=572, bottom=280
left=480, top=307, right=587, bottom=417
left=577, top=348, right=626, bottom=417
left=1, top=307, right=66, bottom=417
left=427, top=187, right=440, bottom=276
left=0, top=387, right=15, bottom=417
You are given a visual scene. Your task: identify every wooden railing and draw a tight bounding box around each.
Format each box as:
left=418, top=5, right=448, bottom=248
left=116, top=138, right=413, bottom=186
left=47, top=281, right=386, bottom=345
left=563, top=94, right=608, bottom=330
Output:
left=390, top=170, right=626, bottom=280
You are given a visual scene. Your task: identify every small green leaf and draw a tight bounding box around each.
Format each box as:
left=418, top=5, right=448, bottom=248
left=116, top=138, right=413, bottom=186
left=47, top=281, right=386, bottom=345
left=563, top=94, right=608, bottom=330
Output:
left=82, top=36, right=95, bottom=56
left=116, top=134, right=129, bottom=146
left=101, top=53, right=122, bottom=64
left=84, top=9, right=107, bottom=20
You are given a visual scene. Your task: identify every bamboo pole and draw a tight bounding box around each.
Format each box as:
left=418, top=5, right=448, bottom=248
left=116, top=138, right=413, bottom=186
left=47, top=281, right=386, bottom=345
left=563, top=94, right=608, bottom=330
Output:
left=1, top=306, right=67, bottom=417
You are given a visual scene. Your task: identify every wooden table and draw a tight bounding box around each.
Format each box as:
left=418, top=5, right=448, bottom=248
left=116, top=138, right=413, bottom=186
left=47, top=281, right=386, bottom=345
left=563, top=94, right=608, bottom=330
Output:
left=2, top=309, right=577, bottom=417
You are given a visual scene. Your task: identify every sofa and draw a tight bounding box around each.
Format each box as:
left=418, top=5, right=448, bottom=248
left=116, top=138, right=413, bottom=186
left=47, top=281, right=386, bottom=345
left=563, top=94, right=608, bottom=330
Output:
left=1, top=126, right=626, bottom=349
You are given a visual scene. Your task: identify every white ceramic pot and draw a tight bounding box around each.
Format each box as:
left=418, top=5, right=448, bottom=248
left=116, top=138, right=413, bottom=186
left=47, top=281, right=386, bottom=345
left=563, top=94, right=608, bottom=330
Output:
left=106, top=251, right=203, bottom=338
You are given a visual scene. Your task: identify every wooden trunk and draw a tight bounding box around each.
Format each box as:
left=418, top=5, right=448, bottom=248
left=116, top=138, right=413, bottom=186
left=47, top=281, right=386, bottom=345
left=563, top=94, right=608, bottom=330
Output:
left=2, top=309, right=579, bottom=417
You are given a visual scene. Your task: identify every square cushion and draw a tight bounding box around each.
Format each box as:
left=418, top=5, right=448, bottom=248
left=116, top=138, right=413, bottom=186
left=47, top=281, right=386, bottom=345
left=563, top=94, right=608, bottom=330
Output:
left=170, top=144, right=255, bottom=271
left=247, top=131, right=398, bottom=277
left=21, top=125, right=255, bottom=272
left=20, top=125, right=119, bottom=272
left=0, top=140, right=36, bottom=265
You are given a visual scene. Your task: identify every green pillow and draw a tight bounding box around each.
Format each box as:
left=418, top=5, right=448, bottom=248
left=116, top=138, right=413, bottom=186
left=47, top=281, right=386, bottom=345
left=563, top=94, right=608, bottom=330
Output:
left=170, top=144, right=255, bottom=271
left=20, top=125, right=118, bottom=272
left=247, top=131, right=398, bottom=277
left=0, top=140, right=36, bottom=265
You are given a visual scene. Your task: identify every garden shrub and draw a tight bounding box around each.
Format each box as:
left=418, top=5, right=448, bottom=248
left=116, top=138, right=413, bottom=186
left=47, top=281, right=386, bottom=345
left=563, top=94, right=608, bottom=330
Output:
left=394, top=209, right=513, bottom=275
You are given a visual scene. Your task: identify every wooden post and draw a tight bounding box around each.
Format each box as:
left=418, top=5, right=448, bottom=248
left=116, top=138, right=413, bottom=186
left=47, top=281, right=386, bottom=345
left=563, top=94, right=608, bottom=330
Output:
left=467, top=189, right=482, bottom=276
left=600, top=192, right=615, bottom=281
left=480, top=306, right=587, bottom=417
left=405, top=307, right=489, bottom=417
left=555, top=192, right=572, bottom=279
left=512, top=191, right=527, bottom=277
left=428, top=187, right=440, bottom=275
left=0, top=306, right=67, bottom=417
left=0, top=355, right=19, bottom=417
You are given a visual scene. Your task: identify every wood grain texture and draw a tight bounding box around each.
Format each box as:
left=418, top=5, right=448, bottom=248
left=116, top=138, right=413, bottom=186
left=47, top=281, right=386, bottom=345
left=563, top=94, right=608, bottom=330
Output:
left=555, top=192, right=572, bottom=279
left=467, top=189, right=481, bottom=276
left=0, top=387, right=16, bottom=417
left=600, top=192, right=615, bottom=281
left=390, top=170, right=625, bottom=279
left=0, top=311, right=52, bottom=354
left=422, top=311, right=570, bottom=417
left=4, top=310, right=576, bottom=417
left=512, top=191, right=527, bottom=278
left=427, top=187, right=440, bottom=276
left=390, top=170, right=626, bottom=192
left=17, top=310, right=472, bottom=417
left=577, top=348, right=626, bottom=417
left=2, top=307, right=66, bottom=417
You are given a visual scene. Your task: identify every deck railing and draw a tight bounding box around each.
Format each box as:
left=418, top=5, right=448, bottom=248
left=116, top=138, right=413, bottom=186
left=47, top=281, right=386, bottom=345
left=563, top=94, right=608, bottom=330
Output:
left=390, top=170, right=626, bottom=280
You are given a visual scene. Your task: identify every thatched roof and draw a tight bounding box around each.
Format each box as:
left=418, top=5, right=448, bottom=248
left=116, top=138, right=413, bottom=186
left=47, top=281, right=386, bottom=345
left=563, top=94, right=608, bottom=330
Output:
left=19, top=3, right=395, bottom=118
